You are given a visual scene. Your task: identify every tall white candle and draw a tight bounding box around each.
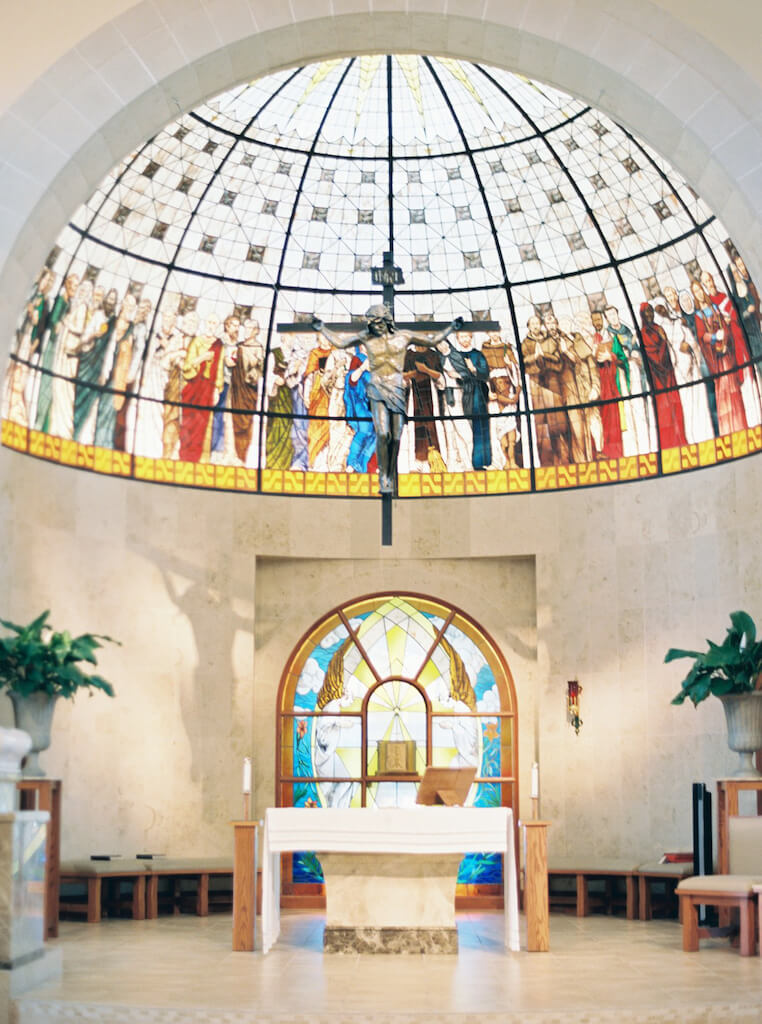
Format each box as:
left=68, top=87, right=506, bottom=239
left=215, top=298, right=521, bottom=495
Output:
left=531, top=762, right=539, bottom=800
left=242, top=756, right=252, bottom=795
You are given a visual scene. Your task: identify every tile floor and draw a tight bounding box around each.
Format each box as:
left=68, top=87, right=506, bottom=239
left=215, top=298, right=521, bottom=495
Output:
left=14, top=910, right=762, bottom=1023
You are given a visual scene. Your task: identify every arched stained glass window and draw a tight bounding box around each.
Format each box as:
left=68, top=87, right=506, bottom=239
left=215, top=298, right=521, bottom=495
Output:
left=277, top=593, right=517, bottom=887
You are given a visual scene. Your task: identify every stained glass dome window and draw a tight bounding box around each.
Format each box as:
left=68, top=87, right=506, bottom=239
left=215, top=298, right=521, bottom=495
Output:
left=277, top=593, right=516, bottom=886
left=3, top=55, right=761, bottom=496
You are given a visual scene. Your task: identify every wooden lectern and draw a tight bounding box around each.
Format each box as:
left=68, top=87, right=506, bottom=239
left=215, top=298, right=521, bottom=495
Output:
left=416, top=766, right=477, bottom=806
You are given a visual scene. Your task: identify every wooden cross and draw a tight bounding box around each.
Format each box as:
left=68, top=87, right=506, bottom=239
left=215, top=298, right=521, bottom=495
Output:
left=277, top=252, right=500, bottom=545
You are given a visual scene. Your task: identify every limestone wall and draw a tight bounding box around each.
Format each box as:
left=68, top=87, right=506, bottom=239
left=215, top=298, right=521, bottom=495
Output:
left=1, top=441, right=755, bottom=861
left=0, top=0, right=760, bottom=867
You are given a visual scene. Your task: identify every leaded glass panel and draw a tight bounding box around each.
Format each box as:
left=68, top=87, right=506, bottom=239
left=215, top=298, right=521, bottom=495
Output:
left=7, top=54, right=759, bottom=498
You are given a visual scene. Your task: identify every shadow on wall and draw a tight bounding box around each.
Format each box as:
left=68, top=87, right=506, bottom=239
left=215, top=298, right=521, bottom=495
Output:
left=144, top=547, right=253, bottom=819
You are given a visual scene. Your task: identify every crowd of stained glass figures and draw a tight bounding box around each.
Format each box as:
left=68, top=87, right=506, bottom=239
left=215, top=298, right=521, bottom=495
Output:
left=3, top=245, right=760, bottom=483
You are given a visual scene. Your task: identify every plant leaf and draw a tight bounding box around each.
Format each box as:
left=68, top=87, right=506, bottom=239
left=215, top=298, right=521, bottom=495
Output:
left=665, top=648, right=703, bottom=663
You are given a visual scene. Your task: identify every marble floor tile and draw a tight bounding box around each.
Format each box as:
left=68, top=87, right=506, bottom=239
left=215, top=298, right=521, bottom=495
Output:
left=13, top=910, right=762, bottom=1024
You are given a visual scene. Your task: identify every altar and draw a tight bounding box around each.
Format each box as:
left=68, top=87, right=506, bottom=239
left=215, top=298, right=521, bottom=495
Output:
left=260, top=806, right=520, bottom=954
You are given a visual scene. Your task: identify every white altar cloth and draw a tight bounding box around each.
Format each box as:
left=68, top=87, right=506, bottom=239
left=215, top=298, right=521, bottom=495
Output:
left=261, top=806, right=520, bottom=953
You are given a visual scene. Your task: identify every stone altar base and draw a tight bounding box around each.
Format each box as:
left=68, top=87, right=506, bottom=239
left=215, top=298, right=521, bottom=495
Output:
left=320, top=851, right=462, bottom=953
left=324, top=925, right=458, bottom=953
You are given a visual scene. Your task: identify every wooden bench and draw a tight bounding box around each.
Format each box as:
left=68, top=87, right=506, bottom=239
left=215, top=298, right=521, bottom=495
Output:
left=635, top=861, right=694, bottom=920
left=144, top=857, right=233, bottom=918
left=548, top=859, right=640, bottom=919
left=59, top=859, right=149, bottom=922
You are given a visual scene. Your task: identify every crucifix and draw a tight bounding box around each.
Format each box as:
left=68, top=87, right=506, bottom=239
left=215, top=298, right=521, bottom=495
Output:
left=278, top=251, right=500, bottom=545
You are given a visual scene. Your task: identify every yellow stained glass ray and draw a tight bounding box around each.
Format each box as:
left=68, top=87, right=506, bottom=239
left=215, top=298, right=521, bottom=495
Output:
left=438, top=58, right=490, bottom=114
left=367, top=693, right=392, bottom=715
left=367, top=680, right=425, bottom=715
left=355, top=613, right=389, bottom=674
left=378, top=713, right=414, bottom=743
left=338, top=747, right=362, bottom=777
left=347, top=657, right=375, bottom=698
left=429, top=645, right=452, bottom=679
left=420, top=655, right=454, bottom=709
left=418, top=657, right=445, bottom=689
left=385, top=622, right=408, bottom=676
left=354, top=597, right=441, bottom=681
left=343, top=644, right=364, bottom=675
left=381, top=596, right=416, bottom=613
left=403, top=616, right=440, bottom=670
left=396, top=55, right=424, bottom=118
left=294, top=59, right=343, bottom=109
left=356, top=55, right=384, bottom=128
left=433, top=746, right=459, bottom=766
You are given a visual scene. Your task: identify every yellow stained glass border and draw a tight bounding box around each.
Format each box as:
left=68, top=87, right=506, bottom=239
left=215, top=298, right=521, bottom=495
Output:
left=4, top=421, right=761, bottom=497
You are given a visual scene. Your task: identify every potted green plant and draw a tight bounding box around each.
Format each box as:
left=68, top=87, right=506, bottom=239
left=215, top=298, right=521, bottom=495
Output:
left=0, top=610, right=117, bottom=776
left=667, top=610, right=762, bottom=777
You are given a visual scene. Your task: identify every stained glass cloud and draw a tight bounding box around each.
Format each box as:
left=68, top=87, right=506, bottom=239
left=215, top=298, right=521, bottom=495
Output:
left=3, top=54, right=761, bottom=497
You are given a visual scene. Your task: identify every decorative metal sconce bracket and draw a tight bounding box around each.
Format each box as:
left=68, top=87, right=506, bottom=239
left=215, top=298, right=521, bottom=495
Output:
left=567, top=679, right=583, bottom=735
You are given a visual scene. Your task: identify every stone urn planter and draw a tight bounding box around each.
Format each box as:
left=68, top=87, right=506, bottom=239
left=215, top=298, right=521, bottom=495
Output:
left=0, top=611, right=117, bottom=777
left=0, top=727, right=33, bottom=809
left=718, top=691, right=762, bottom=778
left=667, top=611, right=762, bottom=777
left=8, top=692, right=59, bottom=778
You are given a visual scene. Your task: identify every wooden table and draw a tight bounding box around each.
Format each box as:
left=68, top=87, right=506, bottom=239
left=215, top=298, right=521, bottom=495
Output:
left=17, top=778, right=61, bottom=939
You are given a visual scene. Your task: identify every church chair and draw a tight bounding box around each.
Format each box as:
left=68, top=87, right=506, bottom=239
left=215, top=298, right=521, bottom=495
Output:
left=677, top=815, right=762, bottom=955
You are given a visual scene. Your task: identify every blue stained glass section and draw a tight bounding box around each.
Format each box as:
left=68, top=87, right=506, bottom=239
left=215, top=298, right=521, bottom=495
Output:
left=292, top=779, right=320, bottom=808
left=290, top=847, right=499, bottom=888
left=294, top=849, right=501, bottom=884
left=294, top=690, right=317, bottom=711
left=293, top=717, right=315, bottom=780
left=310, top=638, right=346, bottom=672
left=293, top=635, right=348, bottom=709
left=293, top=852, right=324, bottom=883
left=296, top=851, right=500, bottom=884
left=475, top=782, right=501, bottom=807
left=475, top=665, right=497, bottom=700
left=480, top=724, right=501, bottom=779
left=457, top=852, right=502, bottom=884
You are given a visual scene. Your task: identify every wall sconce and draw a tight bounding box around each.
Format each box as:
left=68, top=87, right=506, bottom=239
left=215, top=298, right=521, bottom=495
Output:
left=567, top=679, right=582, bottom=734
